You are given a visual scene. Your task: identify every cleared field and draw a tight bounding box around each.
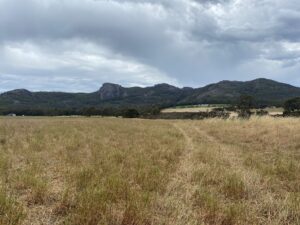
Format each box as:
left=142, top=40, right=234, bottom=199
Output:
left=0, top=117, right=300, bottom=225
left=162, top=106, right=284, bottom=116
left=162, top=107, right=216, bottom=113
left=161, top=105, right=227, bottom=113
left=263, top=107, right=284, bottom=116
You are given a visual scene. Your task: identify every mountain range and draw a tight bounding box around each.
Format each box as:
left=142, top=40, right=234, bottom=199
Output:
left=1, top=78, right=300, bottom=112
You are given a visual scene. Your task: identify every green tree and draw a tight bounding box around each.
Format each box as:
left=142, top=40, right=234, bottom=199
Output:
left=237, top=95, right=253, bottom=118
left=283, top=97, right=300, bottom=117
left=150, top=106, right=161, bottom=115
left=122, top=108, right=140, bottom=118
left=82, top=107, right=97, bottom=117
left=284, top=97, right=300, bottom=113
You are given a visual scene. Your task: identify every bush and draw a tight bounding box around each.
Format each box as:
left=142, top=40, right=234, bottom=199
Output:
left=149, top=106, right=161, bottom=115
left=211, top=107, right=225, bottom=112
left=283, top=111, right=300, bottom=117
left=224, top=106, right=237, bottom=112
left=82, top=107, right=97, bottom=117
left=143, top=111, right=229, bottom=120
left=237, top=95, right=253, bottom=110
left=284, top=97, right=300, bottom=112
left=238, top=110, right=251, bottom=119
left=237, top=95, right=254, bottom=119
left=122, top=109, right=140, bottom=118
left=284, top=97, right=300, bottom=117
left=256, top=109, right=268, bottom=116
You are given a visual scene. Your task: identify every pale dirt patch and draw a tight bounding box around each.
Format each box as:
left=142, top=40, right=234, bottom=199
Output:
left=162, top=107, right=215, bottom=113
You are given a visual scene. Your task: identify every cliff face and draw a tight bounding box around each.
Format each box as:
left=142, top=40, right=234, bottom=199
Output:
left=98, top=83, right=127, bottom=100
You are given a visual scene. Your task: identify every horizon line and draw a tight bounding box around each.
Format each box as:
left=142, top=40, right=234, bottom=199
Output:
left=0, top=77, right=298, bottom=94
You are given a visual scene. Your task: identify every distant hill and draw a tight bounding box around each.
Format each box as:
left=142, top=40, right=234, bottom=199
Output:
left=179, top=78, right=300, bottom=105
left=1, top=78, right=300, bottom=114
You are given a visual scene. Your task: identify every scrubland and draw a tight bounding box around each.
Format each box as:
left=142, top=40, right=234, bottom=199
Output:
left=0, top=117, right=299, bottom=225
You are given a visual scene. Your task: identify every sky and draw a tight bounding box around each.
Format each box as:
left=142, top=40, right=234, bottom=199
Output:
left=0, top=0, right=300, bottom=92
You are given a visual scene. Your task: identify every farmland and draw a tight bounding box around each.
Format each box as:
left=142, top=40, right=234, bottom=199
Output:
left=162, top=105, right=284, bottom=116
left=0, top=117, right=300, bottom=225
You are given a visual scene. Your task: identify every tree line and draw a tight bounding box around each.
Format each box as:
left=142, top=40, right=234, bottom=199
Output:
left=0, top=105, right=161, bottom=118
left=236, top=95, right=300, bottom=118
left=2, top=96, right=300, bottom=118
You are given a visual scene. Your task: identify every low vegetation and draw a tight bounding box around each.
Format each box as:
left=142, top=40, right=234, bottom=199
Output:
left=145, top=111, right=230, bottom=120
left=283, top=97, right=300, bottom=117
left=0, top=117, right=300, bottom=224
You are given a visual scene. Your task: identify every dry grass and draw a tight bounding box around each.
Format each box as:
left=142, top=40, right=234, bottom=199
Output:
left=0, top=117, right=300, bottom=225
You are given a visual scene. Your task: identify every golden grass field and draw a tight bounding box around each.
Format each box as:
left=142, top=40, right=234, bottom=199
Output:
left=0, top=117, right=300, bottom=225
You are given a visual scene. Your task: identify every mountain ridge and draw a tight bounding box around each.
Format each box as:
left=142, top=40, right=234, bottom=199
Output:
left=1, top=78, right=300, bottom=113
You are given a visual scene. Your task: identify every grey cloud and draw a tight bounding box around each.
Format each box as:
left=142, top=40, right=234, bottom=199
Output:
left=192, top=0, right=230, bottom=4
left=0, top=0, right=299, bottom=92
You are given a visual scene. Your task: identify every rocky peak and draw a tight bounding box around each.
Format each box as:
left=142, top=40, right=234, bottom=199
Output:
left=98, top=83, right=126, bottom=100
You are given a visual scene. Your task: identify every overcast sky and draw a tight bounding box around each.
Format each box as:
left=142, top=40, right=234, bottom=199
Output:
left=0, top=0, right=299, bottom=92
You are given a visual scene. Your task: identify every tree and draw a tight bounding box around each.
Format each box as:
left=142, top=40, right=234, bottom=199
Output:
left=82, top=107, right=97, bottom=117
left=238, top=95, right=253, bottom=110
left=237, top=95, right=253, bottom=118
left=283, top=97, right=300, bottom=117
left=150, top=106, right=161, bottom=115
left=284, top=97, right=300, bottom=113
left=256, top=109, right=268, bottom=116
left=122, top=108, right=140, bottom=118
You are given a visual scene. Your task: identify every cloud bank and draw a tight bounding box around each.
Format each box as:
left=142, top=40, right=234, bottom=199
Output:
left=0, top=0, right=299, bottom=92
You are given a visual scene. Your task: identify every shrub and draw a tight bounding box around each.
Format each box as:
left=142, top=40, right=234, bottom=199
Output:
left=238, top=110, right=251, bottom=119
left=284, top=111, right=300, bottom=117
left=122, top=109, right=140, bottom=118
left=149, top=106, right=161, bottom=115
left=284, top=97, right=300, bottom=113
left=82, top=107, right=97, bottom=117
left=237, top=95, right=254, bottom=119
left=237, top=95, right=253, bottom=110
left=211, top=107, right=225, bottom=112
left=256, top=109, right=268, bottom=116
